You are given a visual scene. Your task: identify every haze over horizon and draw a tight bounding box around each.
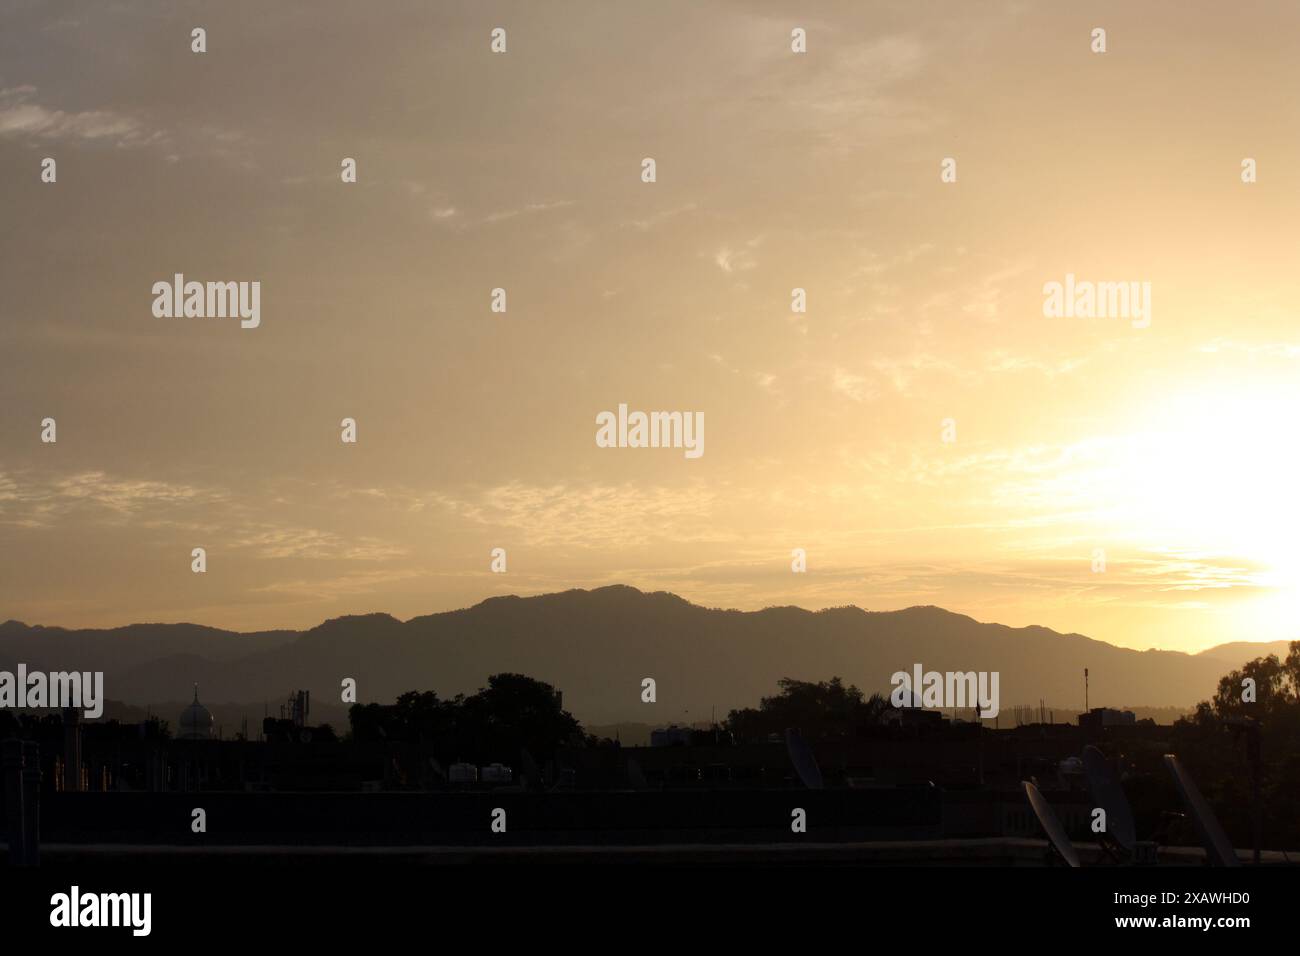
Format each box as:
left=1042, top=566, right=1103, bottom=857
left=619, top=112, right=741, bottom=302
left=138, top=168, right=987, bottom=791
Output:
left=5, top=1, right=1300, bottom=654
left=5, top=584, right=1280, bottom=726
left=3, top=582, right=1293, bottom=663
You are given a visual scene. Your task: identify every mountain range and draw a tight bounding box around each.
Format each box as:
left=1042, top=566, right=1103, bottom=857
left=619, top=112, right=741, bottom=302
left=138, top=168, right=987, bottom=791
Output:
left=1, top=586, right=1291, bottom=725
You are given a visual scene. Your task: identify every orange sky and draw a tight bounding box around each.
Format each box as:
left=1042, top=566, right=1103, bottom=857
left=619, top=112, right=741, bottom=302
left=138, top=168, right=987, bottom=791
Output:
left=2, top=1, right=1299, bottom=653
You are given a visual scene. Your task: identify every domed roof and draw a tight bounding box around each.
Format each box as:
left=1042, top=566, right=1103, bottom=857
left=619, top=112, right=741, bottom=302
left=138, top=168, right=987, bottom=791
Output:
left=179, top=685, right=214, bottom=740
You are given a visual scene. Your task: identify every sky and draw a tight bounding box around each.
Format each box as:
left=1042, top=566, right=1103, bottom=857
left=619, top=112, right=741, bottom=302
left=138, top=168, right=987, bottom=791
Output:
left=2, top=0, right=1299, bottom=653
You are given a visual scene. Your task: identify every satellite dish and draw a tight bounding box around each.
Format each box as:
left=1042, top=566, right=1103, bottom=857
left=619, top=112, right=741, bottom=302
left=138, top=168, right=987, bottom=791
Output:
left=1023, top=780, right=1081, bottom=867
left=1082, top=745, right=1137, bottom=852
left=785, top=728, right=824, bottom=790
left=627, top=758, right=647, bottom=790
left=1163, top=754, right=1240, bottom=867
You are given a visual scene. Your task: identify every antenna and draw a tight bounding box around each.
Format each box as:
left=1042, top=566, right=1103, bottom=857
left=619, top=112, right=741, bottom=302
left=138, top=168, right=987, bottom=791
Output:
left=1084, top=668, right=1089, bottom=712
left=1024, top=780, right=1081, bottom=867
left=1083, top=745, right=1136, bottom=853
left=784, top=728, right=824, bottom=790
left=1163, top=754, right=1240, bottom=867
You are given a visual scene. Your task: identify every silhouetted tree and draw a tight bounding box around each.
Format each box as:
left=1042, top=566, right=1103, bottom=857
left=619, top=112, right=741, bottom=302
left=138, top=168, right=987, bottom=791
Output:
left=348, top=675, right=582, bottom=761
left=1170, top=640, right=1300, bottom=849
left=725, top=677, right=889, bottom=743
left=455, top=673, right=582, bottom=760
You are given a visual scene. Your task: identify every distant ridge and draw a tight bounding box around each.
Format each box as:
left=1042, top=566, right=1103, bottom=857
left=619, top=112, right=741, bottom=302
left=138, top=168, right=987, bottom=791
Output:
left=0, top=585, right=1287, bottom=724
left=1197, top=639, right=1294, bottom=664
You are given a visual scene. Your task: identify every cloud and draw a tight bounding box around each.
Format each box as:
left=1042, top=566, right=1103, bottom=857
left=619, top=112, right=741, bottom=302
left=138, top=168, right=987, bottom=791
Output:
left=625, top=202, right=698, bottom=232
left=0, top=86, right=157, bottom=147
left=713, top=237, right=762, bottom=273
left=415, top=480, right=727, bottom=549
left=831, top=367, right=875, bottom=403
left=230, top=528, right=407, bottom=562
left=982, top=350, right=1088, bottom=377
left=482, top=200, right=575, bottom=225
left=739, top=30, right=933, bottom=147
left=870, top=353, right=958, bottom=396
left=1197, top=338, right=1300, bottom=359
left=0, top=471, right=217, bottom=528
left=0, top=471, right=404, bottom=563
left=852, top=243, right=936, bottom=279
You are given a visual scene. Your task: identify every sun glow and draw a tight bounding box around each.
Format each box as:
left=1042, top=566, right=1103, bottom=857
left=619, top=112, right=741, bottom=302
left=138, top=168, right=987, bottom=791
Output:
left=1103, top=384, right=1300, bottom=611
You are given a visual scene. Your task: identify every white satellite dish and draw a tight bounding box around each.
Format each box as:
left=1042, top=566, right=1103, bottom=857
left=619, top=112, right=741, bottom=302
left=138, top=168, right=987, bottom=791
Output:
left=1082, top=745, right=1137, bottom=853
left=1163, top=754, right=1240, bottom=868
left=785, top=728, right=824, bottom=790
left=1023, top=780, right=1081, bottom=868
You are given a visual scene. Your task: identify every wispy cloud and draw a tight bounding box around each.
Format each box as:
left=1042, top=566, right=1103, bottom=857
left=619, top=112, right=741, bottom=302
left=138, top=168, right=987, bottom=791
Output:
left=483, top=199, right=575, bottom=225
left=231, top=528, right=407, bottom=562
left=625, top=202, right=698, bottom=232
left=1197, top=338, right=1300, bottom=359
left=713, top=236, right=762, bottom=273
left=0, top=471, right=404, bottom=563
left=0, top=86, right=158, bottom=147
left=415, top=480, right=727, bottom=549
left=0, top=470, right=217, bottom=528
left=831, top=367, right=875, bottom=403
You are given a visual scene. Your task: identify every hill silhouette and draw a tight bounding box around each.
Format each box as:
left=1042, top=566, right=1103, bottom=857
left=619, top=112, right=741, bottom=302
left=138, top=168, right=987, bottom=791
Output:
left=0, top=586, right=1281, bottom=724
